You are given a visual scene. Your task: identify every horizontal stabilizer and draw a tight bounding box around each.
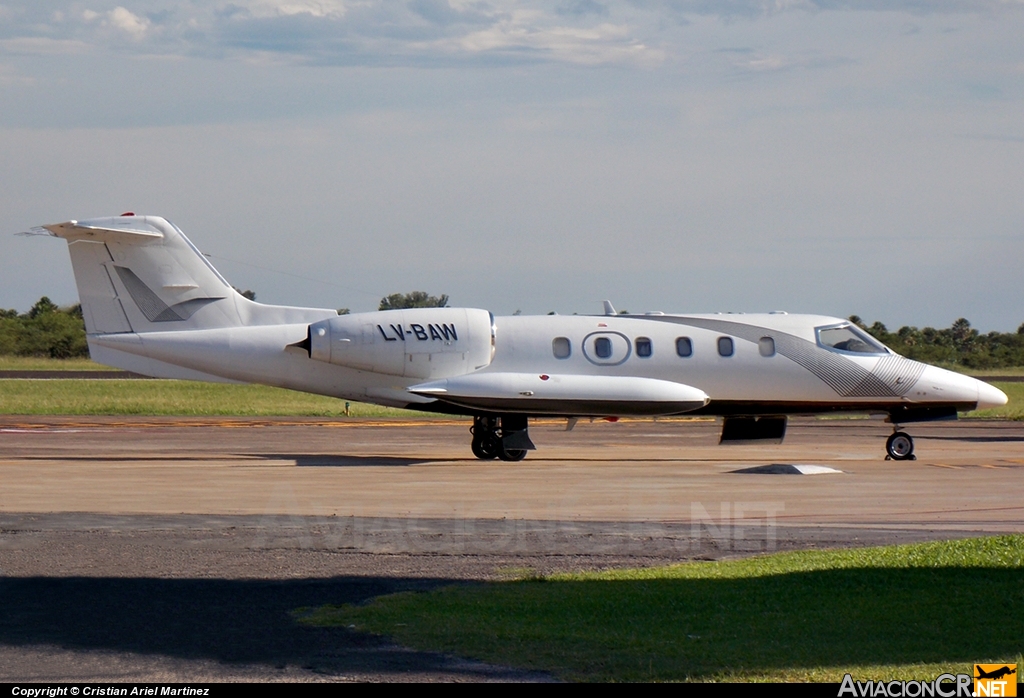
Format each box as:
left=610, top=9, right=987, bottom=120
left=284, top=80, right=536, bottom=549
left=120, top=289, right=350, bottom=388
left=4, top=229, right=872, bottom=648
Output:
left=43, top=219, right=164, bottom=244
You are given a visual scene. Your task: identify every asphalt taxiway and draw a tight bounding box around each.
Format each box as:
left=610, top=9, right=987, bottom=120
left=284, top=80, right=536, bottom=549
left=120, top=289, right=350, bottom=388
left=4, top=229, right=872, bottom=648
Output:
left=1, top=416, right=1022, bottom=681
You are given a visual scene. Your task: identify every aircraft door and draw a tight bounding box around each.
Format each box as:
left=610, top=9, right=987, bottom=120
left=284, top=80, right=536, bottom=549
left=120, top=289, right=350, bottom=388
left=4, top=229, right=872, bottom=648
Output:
left=582, top=331, right=632, bottom=366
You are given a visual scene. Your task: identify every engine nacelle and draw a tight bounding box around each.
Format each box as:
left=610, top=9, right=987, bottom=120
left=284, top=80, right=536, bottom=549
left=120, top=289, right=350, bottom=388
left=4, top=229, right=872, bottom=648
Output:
left=307, top=308, right=495, bottom=380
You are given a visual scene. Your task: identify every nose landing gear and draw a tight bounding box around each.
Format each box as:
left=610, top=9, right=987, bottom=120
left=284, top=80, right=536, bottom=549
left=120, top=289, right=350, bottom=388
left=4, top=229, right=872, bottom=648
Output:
left=885, top=430, right=916, bottom=461
left=471, top=415, right=535, bottom=461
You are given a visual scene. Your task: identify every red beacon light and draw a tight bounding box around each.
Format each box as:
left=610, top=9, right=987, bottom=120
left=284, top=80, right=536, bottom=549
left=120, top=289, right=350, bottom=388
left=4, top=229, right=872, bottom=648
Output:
left=120, top=211, right=135, bottom=216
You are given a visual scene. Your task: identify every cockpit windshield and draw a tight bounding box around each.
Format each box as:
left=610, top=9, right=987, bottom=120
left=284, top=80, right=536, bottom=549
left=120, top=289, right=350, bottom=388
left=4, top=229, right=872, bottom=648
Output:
left=816, top=324, right=889, bottom=355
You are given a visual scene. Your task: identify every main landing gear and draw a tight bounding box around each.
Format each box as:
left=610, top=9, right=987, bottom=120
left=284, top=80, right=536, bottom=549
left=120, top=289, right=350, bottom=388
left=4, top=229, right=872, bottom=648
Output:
left=885, top=429, right=916, bottom=461
left=471, top=415, right=536, bottom=461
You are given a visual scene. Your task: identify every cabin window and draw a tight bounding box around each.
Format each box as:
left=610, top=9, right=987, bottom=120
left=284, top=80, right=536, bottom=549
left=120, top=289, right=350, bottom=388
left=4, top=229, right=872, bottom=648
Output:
left=717, top=336, right=734, bottom=357
left=817, top=324, right=888, bottom=354
left=594, top=336, right=612, bottom=359
left=759, top=336, right=776, bottom=357
left=675, top=337, right=693, bottom=357
left=635, top=337, right=652, bottom=358
left=552, top=337, right=571, bottom=359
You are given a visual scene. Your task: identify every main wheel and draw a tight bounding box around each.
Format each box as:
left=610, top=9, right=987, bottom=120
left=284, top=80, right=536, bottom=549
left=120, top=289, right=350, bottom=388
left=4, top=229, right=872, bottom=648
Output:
left=497, top=447, right=528, bottom=462
left=472, top=434, right=500, bottom=460
left=886, top=431, right=915, bottom=461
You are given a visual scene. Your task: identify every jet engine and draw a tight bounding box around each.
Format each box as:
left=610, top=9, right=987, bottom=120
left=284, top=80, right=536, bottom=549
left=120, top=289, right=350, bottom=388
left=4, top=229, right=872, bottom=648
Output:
left=305, top=308, right=495, bottom=380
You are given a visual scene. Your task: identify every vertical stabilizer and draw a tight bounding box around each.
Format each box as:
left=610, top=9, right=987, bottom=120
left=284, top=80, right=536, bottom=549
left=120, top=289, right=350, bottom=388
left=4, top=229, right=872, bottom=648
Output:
left=44, top=215, right=337, bottom=335
left=46, top=215, right=237, bottom=333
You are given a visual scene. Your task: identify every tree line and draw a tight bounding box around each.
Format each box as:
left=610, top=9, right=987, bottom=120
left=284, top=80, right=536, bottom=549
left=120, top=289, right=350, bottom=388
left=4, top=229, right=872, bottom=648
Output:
left=4, top=295, right=1024, bottom=368
left=0, top=297, right=89, bottom=358
left=852, top=316, right=1024, bottom=370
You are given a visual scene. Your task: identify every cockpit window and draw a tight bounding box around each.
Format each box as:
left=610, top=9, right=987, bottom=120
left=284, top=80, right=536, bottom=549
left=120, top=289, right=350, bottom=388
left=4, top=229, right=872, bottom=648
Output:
left=817, top=324, right=888, bottom=354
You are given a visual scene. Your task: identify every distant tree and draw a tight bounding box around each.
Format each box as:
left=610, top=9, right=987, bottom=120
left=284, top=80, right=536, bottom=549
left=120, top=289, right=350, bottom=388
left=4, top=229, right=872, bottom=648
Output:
left=22, top=309, right=88, bottom=358
left=28, top=296, right=59, bottom=319
left=233, top=287, right=256, bottom=301
left=0, top=297, right=88, bottom=358
left=950, top=317, right=977, bottom=352
left=0, top=314, right=16, bottom=354
left=337, top=308, right=350, bottom=315
left=379, top=292, right=449, bottom=311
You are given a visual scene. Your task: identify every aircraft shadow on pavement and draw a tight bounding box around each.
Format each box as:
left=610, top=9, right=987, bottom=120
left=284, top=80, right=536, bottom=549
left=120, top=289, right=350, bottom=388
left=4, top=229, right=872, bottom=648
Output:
left=258, top=454, right=437, bottom=467
left=922, top=435, right=1024, bottom=443
left=271, top=454, right=730, bottom=466
left=0, top=575, right=491, bottom=678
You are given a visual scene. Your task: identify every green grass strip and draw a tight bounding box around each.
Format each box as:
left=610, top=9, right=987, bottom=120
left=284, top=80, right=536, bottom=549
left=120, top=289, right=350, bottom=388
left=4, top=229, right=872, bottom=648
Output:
left=0, top=379, right=443, bottom=417
left=303, top=535, right=1024, bottom=682
left=969, top=382, right=1024, bottom=420
left=0, top=356, right=108, bottom=370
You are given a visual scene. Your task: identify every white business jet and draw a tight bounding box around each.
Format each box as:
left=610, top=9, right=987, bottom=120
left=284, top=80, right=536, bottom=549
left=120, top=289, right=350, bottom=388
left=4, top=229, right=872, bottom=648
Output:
left=34, top=214, right=1008, bottom=462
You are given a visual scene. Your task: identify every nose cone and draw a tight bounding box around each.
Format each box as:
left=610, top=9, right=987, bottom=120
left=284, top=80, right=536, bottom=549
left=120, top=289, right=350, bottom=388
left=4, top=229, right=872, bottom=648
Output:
left=976, top=380, right=1009, bottom=410
left=917, top=366, right=1009, bottom=410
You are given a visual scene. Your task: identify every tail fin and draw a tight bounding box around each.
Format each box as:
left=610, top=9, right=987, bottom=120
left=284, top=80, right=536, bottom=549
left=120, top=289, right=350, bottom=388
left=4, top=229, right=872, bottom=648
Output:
left=45, top=215, right=238, bottom=334
left=45, top=215, right=332, bottom=334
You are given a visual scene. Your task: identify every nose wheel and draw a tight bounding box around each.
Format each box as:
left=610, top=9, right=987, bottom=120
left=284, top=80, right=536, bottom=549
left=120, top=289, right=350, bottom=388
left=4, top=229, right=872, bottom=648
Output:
left=885, top=430, right=916, bottom=461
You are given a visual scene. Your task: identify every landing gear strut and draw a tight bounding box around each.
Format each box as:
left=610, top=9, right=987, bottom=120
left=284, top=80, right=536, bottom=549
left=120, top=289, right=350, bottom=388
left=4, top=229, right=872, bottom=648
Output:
left=471, top=415, right=535, bottom=461
left=885, top=430, right=916, bottom=461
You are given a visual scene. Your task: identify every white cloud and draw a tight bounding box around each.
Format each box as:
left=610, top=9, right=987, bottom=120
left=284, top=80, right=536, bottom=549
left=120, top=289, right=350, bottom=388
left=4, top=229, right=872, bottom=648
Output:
left=0, top=1, right=1021, bottom=67
left=744, top=54, right=786, bottom=71
left=235, top=0, right=352, bottom=19
left=105, top=6, right=150, bottom=40
left=432, top=17, right=661, bottom=65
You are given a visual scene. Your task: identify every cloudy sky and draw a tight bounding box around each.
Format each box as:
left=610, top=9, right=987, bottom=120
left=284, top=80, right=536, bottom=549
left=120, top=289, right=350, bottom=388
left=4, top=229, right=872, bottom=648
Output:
left=2, top=0, right=1022, bottom=331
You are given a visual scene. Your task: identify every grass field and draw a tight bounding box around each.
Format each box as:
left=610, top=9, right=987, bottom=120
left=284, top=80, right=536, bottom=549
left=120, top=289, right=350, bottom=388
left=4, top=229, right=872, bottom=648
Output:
left=0, top=379, right=441, bottom=417
left=970, top=381, right=1024, bottom=420
left=955, top=366, right=1024, bottom=377
left=0, top=356, right=108, bottom=370
left=303, top=536, right=1024, bottom=682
